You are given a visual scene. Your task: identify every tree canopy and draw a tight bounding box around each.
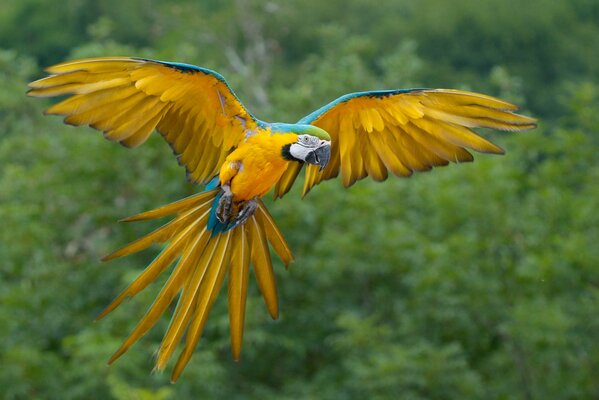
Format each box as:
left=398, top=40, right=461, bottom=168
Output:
left=1, top=1, right=598, bottom=399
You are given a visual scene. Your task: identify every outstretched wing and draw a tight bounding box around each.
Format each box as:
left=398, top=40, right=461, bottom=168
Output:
left=28, top=57, right=260, bottom=184
left=273, top=89, right=536, bottom=198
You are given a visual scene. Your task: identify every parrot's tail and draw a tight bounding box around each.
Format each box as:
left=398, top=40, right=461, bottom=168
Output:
left=97, top=187, right=293, bottom=382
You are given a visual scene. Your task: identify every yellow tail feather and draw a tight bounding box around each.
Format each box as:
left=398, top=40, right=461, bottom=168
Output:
left=100, top=189, right=293, bottom=380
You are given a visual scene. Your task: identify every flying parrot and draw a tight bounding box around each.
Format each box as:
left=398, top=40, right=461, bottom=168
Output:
left=28, top=57, right=536, bottom=382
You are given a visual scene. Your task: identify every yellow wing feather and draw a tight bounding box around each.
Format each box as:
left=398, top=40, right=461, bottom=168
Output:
left=275, top=89, right=536, bottom=198
left=249, top=215, right=279, bottom=320
left=95, top=190, right=290, bottom=381
left=228, top=226, right=251, bottom=361
left=28, top=57, right=258, bottom=184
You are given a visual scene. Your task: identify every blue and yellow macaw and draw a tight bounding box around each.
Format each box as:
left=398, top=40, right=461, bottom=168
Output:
left=28, top=57, right=536, bottom=381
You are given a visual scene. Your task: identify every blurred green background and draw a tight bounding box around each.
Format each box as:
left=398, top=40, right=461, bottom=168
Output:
left=1, top=0, right=599, bottom=399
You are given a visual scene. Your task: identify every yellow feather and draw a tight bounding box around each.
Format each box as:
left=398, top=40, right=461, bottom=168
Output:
left=370, top=108, right=386, bottom=132
left=429, top=89, right=519, bottom=111
left=360, top=109, right=374, bottom=133
left=274, top=162, right=301, bottom=198
left=248, top=215, right=278, bottom=319
left=97, top=212, right=208, bottom=321
left=387, top=125, right=428, bottom=171
left=187, top=120, right=215, bottom=169
left=128, top=65, right=164, bottom=81
left=155, top=235, right=221, bottom=370
left=228, top=226, right=250, bottom=360
left=45, top=86, right=139, bottom=116
left=107, top=227, right=211, bottom=364
left=424, top=108, right=534, bottom=132
left=325, top=141, right=341, bottom=179
left=396, top=96, right=425, bottom=119
left=352, top=132, right=368, bottom=181
left=369, top=131, right=412, bottom=177
left=404, top=122, right=473, bottom=163
left=401, top=126, right=447, bottom=168
left=135, top=74, right=180, bottom=97
left=255, top=202, right=293, bottom=266
left=104, top=98, right=165, bottom=141
left=171, top=230, right=232, bottom=382
left=170, top=110, right=196, bottom=152
left=90, top=98, right=154, bottom=134
left=177, top=117, right=205, bottom=166
left=64, top=91, right=145, bottom=127
left=361, top=133, right=388, bottom=181
left=102, top=200, right=213, bottom=262
left=120, top=107, right=167, bottom=148
left=120, top=190, right=216, bottom=222
left=387, top=102, right=410, bottom=125
left=413, top=118, right=504, bottom=154
left=303, top=163, right=319, bottom=195
left=29, top=77, right=131, bottom=97
left=45, top=57, right=143, bottom=74
left=160, top=83, right=193, bottom=102
left=339, top=116, right=356, bottom=187
left=425, top=101, right=536, bottom=126
left=194, top=140, right=222, bottom=183
left=29, top=70, right=130, bottom=89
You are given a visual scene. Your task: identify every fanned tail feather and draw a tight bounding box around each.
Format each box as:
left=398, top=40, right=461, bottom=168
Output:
left=100, top=187, right=293, bottom=382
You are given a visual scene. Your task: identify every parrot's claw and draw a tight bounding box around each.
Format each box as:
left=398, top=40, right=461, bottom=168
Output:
left=236, top=197, right=258, bottom=226
left=216, top=185, right=233, bottom=224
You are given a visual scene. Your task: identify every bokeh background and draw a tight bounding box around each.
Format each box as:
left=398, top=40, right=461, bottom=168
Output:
left=1, top=0, right=599, bottom=399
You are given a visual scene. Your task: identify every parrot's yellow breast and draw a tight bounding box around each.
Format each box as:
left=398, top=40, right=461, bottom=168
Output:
left=219, top=130, right=298, bottom=201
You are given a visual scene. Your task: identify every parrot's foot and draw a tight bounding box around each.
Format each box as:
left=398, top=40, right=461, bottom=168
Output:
left=236, top=197, right=259, bottom=226
left=216, top=185, right=233, bottom=224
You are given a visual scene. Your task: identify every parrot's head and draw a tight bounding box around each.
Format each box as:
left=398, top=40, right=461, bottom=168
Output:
left=278, top=124, right=331, bottom=171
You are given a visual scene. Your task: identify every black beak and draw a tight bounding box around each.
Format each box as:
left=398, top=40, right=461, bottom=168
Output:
left=305, top=142, right=331, bottom=171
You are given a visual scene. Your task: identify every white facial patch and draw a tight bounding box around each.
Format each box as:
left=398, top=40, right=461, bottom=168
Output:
left=289, top=135, right=321, bottom=161
left=289, top=143, right=312, bottom=161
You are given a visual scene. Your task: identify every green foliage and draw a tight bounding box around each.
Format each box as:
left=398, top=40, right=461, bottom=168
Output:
left=1, top=0, right=599, bottom=399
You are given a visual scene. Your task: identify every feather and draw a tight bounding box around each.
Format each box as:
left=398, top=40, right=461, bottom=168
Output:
left=361, top=133, right=388, bottom=181
left=107, top=227, right=211, bottom=364
left=29, top=70, right=129, bottom=89
left=248, top=215, right=278, bottom=319
left=44, top=57, right=144, bottom=74
left=97, top=212, right=208, bottom=320
left=120, top=190, right=217, bottom=222
left=255, top=202, right=293, bottom=266
left=120, top=106, right=169, bottom=148
left=65, top=91, right=146, bottom=127
left=425, top=102, right=536, bottom=126
left=45, top=86, right=139, bottom=116
left=413, top=118, right=504, bottom=154
left=154, top=235, right=221, bottom=370
left=405, top=122, right=473, bottom=163
left=427, top=89, right=519, bottom=111
left=227, top=226, right=250, bottom=360
left=171, top=230, right=233, bottom=382
left=104, top=98, right=165, bottom=141
left=28, top=78, right=130, bottom=97
left=30, top=56, right=258, bottom=186
left=102, top=201, right=213, bottom=261
left=368, top=130, right=411, bottom=177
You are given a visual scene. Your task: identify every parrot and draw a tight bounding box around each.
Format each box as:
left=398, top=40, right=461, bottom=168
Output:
left=28, top=57, right=536, bottom=382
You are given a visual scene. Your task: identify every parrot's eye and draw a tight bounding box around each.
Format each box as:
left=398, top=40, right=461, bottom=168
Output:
left=298, top=135, right=318, bottom=147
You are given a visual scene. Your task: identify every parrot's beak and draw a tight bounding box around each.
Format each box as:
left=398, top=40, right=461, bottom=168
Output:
left=305, top=141, right=331, bottom=171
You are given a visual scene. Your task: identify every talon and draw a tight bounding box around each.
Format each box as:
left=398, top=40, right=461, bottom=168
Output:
left=216, top=185, right=233, bottom=223
left=235, top=197, right=259, bottom=226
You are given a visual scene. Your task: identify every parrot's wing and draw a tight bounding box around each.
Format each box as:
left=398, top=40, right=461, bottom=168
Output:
left=274, top=89, right=536, bottom=198
left=28, top=57, right=260, bottom=184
